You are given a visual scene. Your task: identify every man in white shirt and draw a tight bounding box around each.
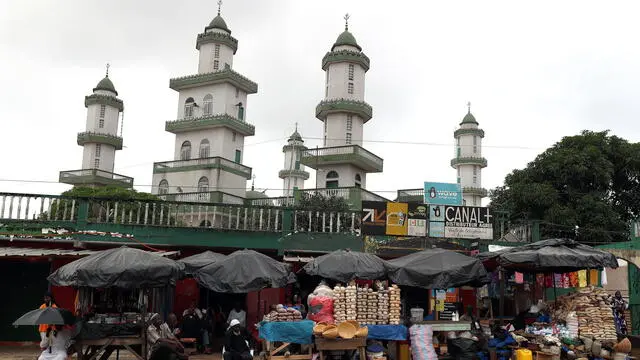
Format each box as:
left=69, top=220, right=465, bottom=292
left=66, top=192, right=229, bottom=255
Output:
left=227, top=302, right=246, bottom=329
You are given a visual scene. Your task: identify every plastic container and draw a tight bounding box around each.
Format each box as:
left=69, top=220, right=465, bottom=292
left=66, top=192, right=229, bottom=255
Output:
left=515, top=348, right=532, bottom=360
left=410, top=308, right=424, bottom=322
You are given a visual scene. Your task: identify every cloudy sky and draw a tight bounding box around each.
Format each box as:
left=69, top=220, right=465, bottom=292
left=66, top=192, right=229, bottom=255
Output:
left=1, top=0, right=639, bottom=202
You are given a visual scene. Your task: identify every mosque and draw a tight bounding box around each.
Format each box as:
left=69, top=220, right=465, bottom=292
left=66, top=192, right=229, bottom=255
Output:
left=59, top=5, right=487, bottom=207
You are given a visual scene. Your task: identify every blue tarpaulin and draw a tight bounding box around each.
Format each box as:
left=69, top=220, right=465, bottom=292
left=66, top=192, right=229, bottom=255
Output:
left=259, top=320, right=315, bottom=344
left=366, top=325, right=408, bottom=341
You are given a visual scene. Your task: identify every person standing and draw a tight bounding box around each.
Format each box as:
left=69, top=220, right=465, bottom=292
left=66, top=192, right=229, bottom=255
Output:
left=227, top=302, right=246, bottom=328
left=39, top=291, right=58, bottom=344
left=612, top=291, right=628, bottom=335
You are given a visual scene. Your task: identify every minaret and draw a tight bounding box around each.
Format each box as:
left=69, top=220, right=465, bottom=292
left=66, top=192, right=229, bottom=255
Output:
left=279, top=124, right=310, bottom=196
left=451, top=103, right=487, bottom=206
left=59, top=65, right=133, bottom=188
left=152, top=1, right=257, bottom=203
left=301, top=14, right=383, bottom=190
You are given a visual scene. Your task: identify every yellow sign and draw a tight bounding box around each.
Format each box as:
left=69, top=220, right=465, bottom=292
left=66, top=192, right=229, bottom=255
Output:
left=436, top=299, right=445, bottom=312
left=385, top=202, right=408, bottom=236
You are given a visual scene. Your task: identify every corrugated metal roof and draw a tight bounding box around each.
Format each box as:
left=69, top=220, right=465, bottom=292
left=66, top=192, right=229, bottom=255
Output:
left=0, top=247, right=179, bottom=258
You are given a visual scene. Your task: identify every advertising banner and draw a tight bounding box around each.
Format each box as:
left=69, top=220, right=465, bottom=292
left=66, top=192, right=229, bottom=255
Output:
left=385, top=202, right=408, bottom=236
left=428, top=205, right=493, bottom=240
left=362, top=201, right=387, bottom=236
left=407, top=203, right=428, bottom=237
left=423, top=182, right=463, bottom=205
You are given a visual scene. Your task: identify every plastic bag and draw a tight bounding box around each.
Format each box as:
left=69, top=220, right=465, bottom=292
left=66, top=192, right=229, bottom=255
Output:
left=307, top=295, right=334, bottom=324
left=410, top=325, right=438, bottom=360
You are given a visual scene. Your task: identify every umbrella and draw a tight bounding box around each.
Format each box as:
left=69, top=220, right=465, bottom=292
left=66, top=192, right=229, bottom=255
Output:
left=302, top=249, right=389, bottom=282
left=48, top=246, right=185, bottom=288
left=13, top=307, right=76, bottom=326
left=477, top=238, right=619, bottom=272
left=387, top=248, right=489, bottom=289
left=194, top=249, right=295, bottom=293
left=178, top=251, right=227, bottom=275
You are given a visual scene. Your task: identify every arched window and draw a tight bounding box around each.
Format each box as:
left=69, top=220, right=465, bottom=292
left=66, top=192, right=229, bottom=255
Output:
left=158, top=179, right=169, bottom=195
left=203, top=94, right=213, bottom=116
left=198, top=176, right=209, bottom=192
left=355, top=174, right=362, bottom=188
left=325, top=170, right=339, bottom=189
left=184, top=97, right=195, bottom=118
left=180, top=141, right=192, bottom=160
left=199, top=139, right=210, bottom=158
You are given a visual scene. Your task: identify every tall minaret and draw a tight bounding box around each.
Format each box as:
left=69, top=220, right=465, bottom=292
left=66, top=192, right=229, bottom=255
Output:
left=301, top=14, right=383, bottom=189
left=451, top=103, right=487, bottom=206
left=59, top=65, right=133, bottom=188
left=152, top=1, right=257, bottom=203
left=279, top=124, right=310, bottom=196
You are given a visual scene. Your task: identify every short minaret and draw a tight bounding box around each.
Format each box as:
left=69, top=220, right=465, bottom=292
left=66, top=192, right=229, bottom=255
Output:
left=451, top=102, right=487, bottom=206
left=279, top=124, right=310, bottom=196
left=59, top=65, right=133, bottom=188
left=301, top=14, right=383, bottom=190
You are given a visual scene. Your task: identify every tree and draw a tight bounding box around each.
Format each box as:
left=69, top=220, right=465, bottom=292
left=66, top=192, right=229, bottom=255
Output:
left=294, top=193, right=353, bottom=232
left=490, top=130, right=640, bottom=244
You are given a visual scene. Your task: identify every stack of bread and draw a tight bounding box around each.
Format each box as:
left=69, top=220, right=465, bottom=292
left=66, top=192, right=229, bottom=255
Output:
left=389, top=285, right=402, bottom=325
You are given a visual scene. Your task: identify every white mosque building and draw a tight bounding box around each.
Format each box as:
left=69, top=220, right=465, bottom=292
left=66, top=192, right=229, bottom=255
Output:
left=279, top=125, right=310, bottom=197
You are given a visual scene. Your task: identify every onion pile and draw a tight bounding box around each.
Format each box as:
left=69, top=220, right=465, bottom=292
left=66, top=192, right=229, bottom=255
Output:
left=345, top=283, right=357, bottom=321
left=377, top=285, right=390, bottom=324
left=333, top=285, right=347, bottom=323
left=389, top=285, right=401, bottom=325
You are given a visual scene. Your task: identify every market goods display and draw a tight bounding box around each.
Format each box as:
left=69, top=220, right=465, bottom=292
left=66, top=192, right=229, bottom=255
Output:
left=263, top=304, right=303, bottom=322
left=345, top=283, right=357, bottom=321
left=550, top=287, right=617, bottom=342
left=389, top=284, right=401, bottom=325
left=366, top=288, right=379, bottom=325
left=377, top=282, right=390, bottom=325
left=308, top=283, right=335, bottom=324
left=357, top=285, right=368, bottom=324
left=333, top=285, right=347, bottom=323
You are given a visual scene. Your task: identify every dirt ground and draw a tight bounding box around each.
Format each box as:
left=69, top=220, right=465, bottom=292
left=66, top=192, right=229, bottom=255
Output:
left=0, top=346, right=223, bottom=360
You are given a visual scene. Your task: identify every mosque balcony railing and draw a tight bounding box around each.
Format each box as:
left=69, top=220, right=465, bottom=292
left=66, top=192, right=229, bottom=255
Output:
left=450, top=156, right=488, bottom=168
left=169, top=67, right=258, bottom=94
left=246, top=196, right=296, bottom=207
left=454, top=128, right=485, bottom=138
left=316, top=99, right=373, bottom=123
left=462, top=187, right=488, bottom=197
left=153, top=156, right=253, bottom=180
left=297, top=187, right=389, bottom=211
left=0, top=192, right=362, bottom=234
left=84, top=94, right=124, bottom=112
left=301, top=145, right=383, bottom=173
left=322, top=50, right=371, bottom=72
left=196, top=31, right=238, bottom=53
left=278, top=169, right=310, bottom=180
left=165, top=114, right=255, bottom=136
left=77, top=132, right=123, bottom=150
left=59, top=169, right=133, bottom=188
left=159, top=191, right=245, bottom=205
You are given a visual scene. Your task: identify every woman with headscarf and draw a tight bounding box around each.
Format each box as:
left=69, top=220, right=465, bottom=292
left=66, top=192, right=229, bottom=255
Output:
left=612, top=291, right=628, bottom=335
left=37, top=325, right=73, bottom=360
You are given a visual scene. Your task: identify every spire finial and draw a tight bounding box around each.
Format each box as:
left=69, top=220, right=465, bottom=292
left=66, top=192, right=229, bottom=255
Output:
left=466, top=101, right=471, bottom=114
left=344, top=13, right=350, bottom=30
left=251, top=174, right=256, bottom=191
left=217, top=0, right=222, bottom=15
left=105, top=63, right=110, bottom=77
left=295, top=122, right=298, bottom=132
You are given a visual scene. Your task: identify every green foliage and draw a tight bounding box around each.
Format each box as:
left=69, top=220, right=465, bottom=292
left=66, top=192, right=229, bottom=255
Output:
left=490, top=130, right=640, bottom=244
left=296, top=193, right=351, bottom=212
left=61, top=186, right=161, bottom=201
left=294, top=193, right=353, bottom=232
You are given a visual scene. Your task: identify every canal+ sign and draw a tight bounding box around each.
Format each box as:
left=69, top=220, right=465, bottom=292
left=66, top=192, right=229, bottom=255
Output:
left=423, top=182, right=463, bottom=206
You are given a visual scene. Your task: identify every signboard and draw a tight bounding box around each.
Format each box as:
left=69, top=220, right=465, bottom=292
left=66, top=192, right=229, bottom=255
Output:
left=424, top=182, right=462, bottom=206
left=362, top=201, right=387, bottom=235
left=429, top=205, right=493, bottom=240
left=386, top=202, right=408, bottom=236
left=407, top=204, right=428, bottom=237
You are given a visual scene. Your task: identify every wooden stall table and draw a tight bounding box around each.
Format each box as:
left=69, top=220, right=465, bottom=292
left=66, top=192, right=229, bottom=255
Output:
left=75, top=336, right=144, bottom=360
left=263, top=340, right=313, bottom=360
left=315, top=337, right=367, bottom=360
left=258, top=320, right=315, bottom=360
left=412, top=320, right=471, bottom=332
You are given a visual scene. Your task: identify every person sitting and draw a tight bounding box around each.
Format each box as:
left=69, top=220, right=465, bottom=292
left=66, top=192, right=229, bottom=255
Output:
left=37, top=325, right=73, bottom=360
left=182, top=301, right=211, bottom=354
left=147, top=313, right=188, bottom=360
left=224, top=319, right=252, bottom=360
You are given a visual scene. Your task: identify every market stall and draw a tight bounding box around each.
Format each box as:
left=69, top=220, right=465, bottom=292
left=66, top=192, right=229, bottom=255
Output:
left=178, top=250, right=226, bottom=276
left=48, top=246, right=184, bottom=360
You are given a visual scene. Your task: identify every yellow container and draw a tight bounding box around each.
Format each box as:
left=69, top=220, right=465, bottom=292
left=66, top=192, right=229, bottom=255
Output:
left=516, top=348, right=532, bottom=360
left=397, top=342, right=410, bottom=360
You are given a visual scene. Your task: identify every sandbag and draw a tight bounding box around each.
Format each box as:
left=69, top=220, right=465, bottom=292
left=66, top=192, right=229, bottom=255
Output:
left=410, top=325, right=438, bottom=360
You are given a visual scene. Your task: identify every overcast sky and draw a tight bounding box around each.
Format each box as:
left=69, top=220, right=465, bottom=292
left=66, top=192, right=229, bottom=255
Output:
left=1, top=0, right=639, bottom=202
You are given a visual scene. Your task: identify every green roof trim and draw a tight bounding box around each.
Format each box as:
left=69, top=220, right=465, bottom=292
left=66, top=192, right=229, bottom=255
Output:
left=93, top=76, right=118, bottom=96
left=332, top=30, right=361, bottom=51
left=301, top=145, right=383, bottom=173
left=282, top=143, right=307, bottom=152
left=289, top=130, right=303, bottom=141
left=316, top=99, right=373, bottom=123
left=196, top=31, right=238, bottom=54
left=170, top=68, right=258, bottom=94
left=460, top=112, right=478, bottom=125
left=153, top=156, right=252, bottom=180
left=278, top=169, right=310, bottom=180
left=77, top=132, right=123, bottom=150
left=205, top=15, right=230, bottom=33
left=322, top=50, right=370, bottom=72
left=454, top=128, right=485, bottom=138
left=165, top=114, right=255, bottom=136
left=450, top=156, right=488, bottom=168
left=84, top=94, right=124, bottom=112
left=59, top=169, right=133, bottom=188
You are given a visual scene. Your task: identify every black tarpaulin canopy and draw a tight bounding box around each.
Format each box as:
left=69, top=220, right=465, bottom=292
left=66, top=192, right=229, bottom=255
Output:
left=178, top=251, right=227, bottom=275
left=387, top=248, right=489, bottom=289
left=477, top=238, right=619, bottom=272
left=301, top=249, right=389, bottom=283
left=194, top=249, right=295, bottom=293
left=47, top=246, right=185, bottom=288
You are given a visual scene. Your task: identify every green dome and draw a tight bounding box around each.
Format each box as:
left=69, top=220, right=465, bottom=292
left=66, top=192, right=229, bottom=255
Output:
left=206, top=15, right=230, bottom=33
left=460, top=111, right=478, bottom=125
left=289, top=130, right=303, bottom=142
left=93, top=76, right=117, bottom=96
left=332, top=30, right=361, bottom=51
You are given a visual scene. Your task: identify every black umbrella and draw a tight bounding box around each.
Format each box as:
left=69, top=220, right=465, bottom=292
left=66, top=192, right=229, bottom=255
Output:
left=178, top=251, right=227, bottom=276
left=48, top=246, right=185, bottom=288
left=13, top=307, right=76, bottom=326
left=194, top=249, right=295, bottom=293
left=387, top=248, right=489, bottom=289
left=302, top=249, right=389, bottom=282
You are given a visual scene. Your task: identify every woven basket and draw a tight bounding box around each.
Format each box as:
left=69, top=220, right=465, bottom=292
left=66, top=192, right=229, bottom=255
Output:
left=313, top=323, right=328, bottom=335
left=323, top=326, right=339, bottom=339
left=355, top=327, right=369, bottom=338
left=338, top=322, right=357, bottom=339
